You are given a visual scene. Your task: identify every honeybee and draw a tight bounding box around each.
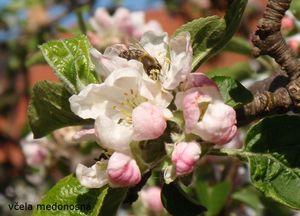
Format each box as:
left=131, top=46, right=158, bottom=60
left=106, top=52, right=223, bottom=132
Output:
left=107, top=43, right=162, bottom=80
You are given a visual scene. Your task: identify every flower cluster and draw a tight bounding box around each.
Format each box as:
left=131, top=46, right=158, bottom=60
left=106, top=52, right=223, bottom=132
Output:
left=87, top=8, right=162, bottom=50
left=70, top=30, right=237, bottom=188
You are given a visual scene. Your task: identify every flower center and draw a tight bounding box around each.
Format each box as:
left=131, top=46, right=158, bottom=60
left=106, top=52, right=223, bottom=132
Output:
left=113, top=89, right=146, bottom=125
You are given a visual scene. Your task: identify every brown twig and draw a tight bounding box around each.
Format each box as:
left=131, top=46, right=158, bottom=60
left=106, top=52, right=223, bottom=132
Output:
left=252, top=0, right=300, bottom=79
left=238, top=0, right=300, bottom=123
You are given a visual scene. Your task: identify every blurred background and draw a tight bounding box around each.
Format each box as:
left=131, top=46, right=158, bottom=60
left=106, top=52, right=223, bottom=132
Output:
left=2, top=0, right=300, bottom=215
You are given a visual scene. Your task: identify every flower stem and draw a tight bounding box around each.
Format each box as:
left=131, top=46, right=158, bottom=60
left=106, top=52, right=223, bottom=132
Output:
left=208, top=148, right=244, bottom=158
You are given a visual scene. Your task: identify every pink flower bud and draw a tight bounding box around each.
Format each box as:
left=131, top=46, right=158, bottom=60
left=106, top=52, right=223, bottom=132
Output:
left=282, top=16, right=295, bottom=33
left=171, top=141, right=201, bottom=176
left=132, top=102, right=167, bottom=141
left=175, top=73, right=237, bottom=145
left=195, top=102, right=237, bottom=145
left=140, top=186, right=164, bottom=213
left=288, top=39, right=300, bottom=54
left=107, top=152, right=141, bottom=187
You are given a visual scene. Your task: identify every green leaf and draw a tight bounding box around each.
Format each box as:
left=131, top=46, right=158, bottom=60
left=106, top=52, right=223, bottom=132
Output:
left=207, top=62, right=254, bottom=81
left=28, top=81, right=92, bottom=138
left=211, top=76, right=253, bottom=108
left=232, top=186, right=263, bottom=213
left=291, top=1, right=300, bottom=20
left=161, top=182, right=207, bottom=216
left=33, top=174, right=108, bottom=216
left=39, top=34, right=99, bottom=94
left=195, top=181, right=231, bottom=216
left=174, top=0, right=247, bottom=71
left=195, top=181, right=209, bottom=208
left=99, top=187, right=128, bottom=216
left=244, top=115, right=300, bottom=210
left=222, top=36, right=252, bottom=56
left=208, top=182, right=231, bottom=216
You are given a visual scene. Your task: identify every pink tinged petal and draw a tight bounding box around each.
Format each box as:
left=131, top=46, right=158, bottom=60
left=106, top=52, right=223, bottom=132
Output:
left=182, top=90, right=201, bottom=132
left=76, top=162, right=108, bottom=188
left=22, top=143, right=48, bottom=166
left=87, top=31, right=101, bottom=47
left=139, top=21, right=163, bottom=39
left=114, top=8, right=135, bottom=37
left=194, top=103, right=237, bottom=145
left=72, top=128, right=97, bottom=142
left=174, top=92, right=185, bottom=110
left=183, top=73, right=218, bottom=90
left=222, top=131, right=243, bottom=149
left=140, top=187, right=164, bottom=213
left=21, top=134, right=50, bottom=166
left=90, top=48, right=128, bottom=78
left=94, top=8, right=112, bottom=28
left=171, top=141, right=201, bottom=176
left=132, top=102, right=167, bottom=141
left=107, top=152, right=141, bottom=187
left=113, top=8, right=131, bottom=23
left=163, top=32, right=193, bottom=90
left=95, top=115, right=133, bottom=154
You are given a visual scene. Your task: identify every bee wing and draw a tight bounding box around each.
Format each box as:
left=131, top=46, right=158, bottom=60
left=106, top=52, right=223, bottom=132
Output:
left=104, top=44, right=128, bottom=57
left=127, top=43, right=148, bottom=56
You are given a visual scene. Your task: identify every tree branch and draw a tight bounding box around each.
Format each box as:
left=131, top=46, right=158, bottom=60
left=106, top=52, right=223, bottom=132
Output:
left=237, top=0, right=300, bottom=123
left=252, top=0, right=300, bottom=79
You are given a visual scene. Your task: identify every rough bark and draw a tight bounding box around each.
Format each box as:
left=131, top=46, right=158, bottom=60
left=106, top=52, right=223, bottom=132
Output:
left=238, top=0, right=300, bottom=122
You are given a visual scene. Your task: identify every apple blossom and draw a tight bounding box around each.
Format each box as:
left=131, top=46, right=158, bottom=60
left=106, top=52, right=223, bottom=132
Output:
left=175, top=73, right=237, bottom=145
left=136, top=31, right=193, bottom=89
left=20, top=133, right=50, bottom=167
left=140, top=186, right=164, bottom=213
left=107, top=152, right=141, bottom=188
left=92, top=31, right=193, bottom=90
left=76, top=161, right=108, bottom=188
left=69, top=60, right=172, bottom=153
left=171, top=141, right=201, bottom=176
left=76, top=152, right=141, bottom=188
left=88, top=8, right=162, bottom=49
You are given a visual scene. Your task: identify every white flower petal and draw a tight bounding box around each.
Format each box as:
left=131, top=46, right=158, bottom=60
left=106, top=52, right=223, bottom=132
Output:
left=72, top=128, right=97, bottom=142
left=95, top=115, right=133, bottom=153
left=90, top=48, right=128, bottom=78
left=174, top=92, right=185, bottom=110
left=140, top=31, right=168, bottom=65
left=69, top=84, right=123, bottom=119
left=94, top=8, right=112, bottom=27
left=163, top=32, right=193, bottom=90
left=76, top=162, right=108, bottom=188
left=104, top=68, right=143, bottom=93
